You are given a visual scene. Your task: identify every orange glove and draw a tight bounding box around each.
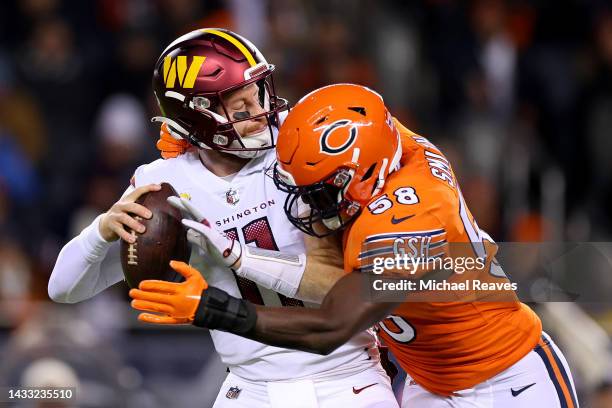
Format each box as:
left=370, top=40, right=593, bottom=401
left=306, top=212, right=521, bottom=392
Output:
left=156, top=123, right=192, bottom=159
left=129, top=260, right=208, bottom=324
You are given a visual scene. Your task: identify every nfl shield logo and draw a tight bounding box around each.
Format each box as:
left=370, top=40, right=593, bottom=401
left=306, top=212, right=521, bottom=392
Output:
left=226, top=386, right=241, bottom=399
left=226, top=188, right=240, bottom=205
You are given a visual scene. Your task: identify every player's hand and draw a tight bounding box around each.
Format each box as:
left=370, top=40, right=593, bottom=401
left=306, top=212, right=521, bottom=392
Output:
left=99, top=184, right=161, bottom=243
left=130, top=260, right=208, bottom=324
left=167, top=196, right=242, bottom=268
left=156, top=123, right=191, bottom=159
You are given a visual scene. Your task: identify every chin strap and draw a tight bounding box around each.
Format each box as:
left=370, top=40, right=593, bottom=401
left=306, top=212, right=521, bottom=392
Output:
left=229, top=127, right=273, bottom=159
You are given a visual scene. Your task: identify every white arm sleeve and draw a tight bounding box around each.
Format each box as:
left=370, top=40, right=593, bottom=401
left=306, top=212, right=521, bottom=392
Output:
left=235, top=246, right=306, bottom=298
left=48, top=214, right=125, bottom=303
left=48, top=185, right=136, bottom=303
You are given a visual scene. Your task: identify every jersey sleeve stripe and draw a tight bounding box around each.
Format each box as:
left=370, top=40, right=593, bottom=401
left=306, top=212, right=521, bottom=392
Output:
left=358, top=246, right=397, bottom=260
left=358, top=264, right=375, bottom=273
left=428, top=240, right=447, bottom=249
left=358, top=240, right=448, bottom=262
left=364, top=229, right=446, bottom=243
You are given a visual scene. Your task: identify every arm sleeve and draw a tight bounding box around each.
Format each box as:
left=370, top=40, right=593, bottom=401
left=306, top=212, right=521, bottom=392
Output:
left=48, top=186, right=135, bottom=303
left=236, top=247, right=306, bottom=299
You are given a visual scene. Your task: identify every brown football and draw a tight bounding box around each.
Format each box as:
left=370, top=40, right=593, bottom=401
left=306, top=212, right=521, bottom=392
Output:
left=120, top=182, right=190, bottom=289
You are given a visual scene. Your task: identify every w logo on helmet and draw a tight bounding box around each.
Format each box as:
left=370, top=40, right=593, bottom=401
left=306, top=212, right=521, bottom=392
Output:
left=163, top=56, right=206, bottom=88
left=319, top=119, right=358, bottom=155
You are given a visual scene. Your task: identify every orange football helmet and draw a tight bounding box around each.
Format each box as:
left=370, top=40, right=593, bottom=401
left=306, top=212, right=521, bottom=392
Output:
left=273, top=84, right=402, bottom=236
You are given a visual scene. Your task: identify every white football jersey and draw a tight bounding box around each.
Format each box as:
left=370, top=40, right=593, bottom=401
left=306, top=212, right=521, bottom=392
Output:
left=133, top=149, right=378, bottom=381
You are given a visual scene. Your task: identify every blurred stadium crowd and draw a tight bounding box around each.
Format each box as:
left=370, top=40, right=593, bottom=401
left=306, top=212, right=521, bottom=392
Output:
left=1, top=0, right=612, bottom=406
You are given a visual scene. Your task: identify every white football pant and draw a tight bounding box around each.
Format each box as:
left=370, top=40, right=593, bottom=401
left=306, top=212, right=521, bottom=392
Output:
left=213, top=364, right=398, bottom=408
left=400, top=332, right=578, bottom=408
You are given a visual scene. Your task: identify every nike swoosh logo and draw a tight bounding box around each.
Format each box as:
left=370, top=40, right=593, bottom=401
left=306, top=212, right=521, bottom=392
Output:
left=511, top=383, right=536, bottom=397
left=391, top=214, right=415, bottom=224
left=352, top=383, right=378, bottom=394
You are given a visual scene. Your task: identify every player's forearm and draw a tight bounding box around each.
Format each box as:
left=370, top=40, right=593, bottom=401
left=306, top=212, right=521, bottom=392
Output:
left=132, top=265, right=397, bottom=355
left=294, top=232, right=345, bottom=303
left=190, top=272, right=360, bottom=354
left=246, top=273, right=399, bottom=355
left=294, top=257, right=345, bottom=303
left=48, top=215, right=123, bottom=303
left=248, top=306, right=353, bottom=355
left=235, top=249, right=344, bottom=303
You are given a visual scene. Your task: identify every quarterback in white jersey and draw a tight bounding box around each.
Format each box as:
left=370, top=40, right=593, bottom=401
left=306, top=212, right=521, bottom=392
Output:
left=133, top=149, right=379, bottom=381
left=48, top=29, right=397, bottom=407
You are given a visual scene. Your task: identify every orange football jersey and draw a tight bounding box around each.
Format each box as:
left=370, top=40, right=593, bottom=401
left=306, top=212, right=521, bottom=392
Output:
left=343, top=119, right=542, bottom=396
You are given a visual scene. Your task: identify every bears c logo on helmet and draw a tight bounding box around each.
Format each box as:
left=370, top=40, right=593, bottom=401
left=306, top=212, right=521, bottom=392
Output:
left=319, top=119, right=358, bottom=155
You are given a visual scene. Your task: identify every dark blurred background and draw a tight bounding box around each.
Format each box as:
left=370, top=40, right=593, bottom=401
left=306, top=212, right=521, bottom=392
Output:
left=1, top=0, right=612, bottom=406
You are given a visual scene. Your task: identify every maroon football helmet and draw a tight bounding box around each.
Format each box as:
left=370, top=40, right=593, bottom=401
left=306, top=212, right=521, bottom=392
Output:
left=152, top=28, right=288, bottom=158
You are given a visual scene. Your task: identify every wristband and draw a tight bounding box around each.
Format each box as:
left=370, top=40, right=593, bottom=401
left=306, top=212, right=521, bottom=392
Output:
left=193, top=287, right=257, bottom=334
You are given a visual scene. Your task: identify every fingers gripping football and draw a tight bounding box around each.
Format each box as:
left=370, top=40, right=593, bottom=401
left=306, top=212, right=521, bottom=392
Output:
left=167, top=197, right=243, bottom=268
left=99, top=184, right=161, bottom=242
left=130, top=261, right=208, bottom=324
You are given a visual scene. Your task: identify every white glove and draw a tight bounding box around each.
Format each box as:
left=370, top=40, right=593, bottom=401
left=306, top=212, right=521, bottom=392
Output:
left=167, top=196, right=242, bottom=268
left=167, top=196, right=306, bottom=298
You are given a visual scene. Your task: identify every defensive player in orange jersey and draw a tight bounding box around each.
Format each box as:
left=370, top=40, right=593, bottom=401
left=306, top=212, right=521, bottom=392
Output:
left=130, top=84, right=579, bottom=407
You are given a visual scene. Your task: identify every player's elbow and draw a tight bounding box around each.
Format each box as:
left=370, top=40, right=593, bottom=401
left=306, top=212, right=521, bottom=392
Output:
left=47, top=273, right=75, bottom=304
left=47, top=281, right=68, bottom=303
left=307, top=318, right=354, bottom=355
left=310, top=336, right=347, bottom=355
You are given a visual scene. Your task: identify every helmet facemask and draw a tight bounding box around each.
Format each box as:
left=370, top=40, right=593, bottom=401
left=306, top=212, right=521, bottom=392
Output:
left=153, top=54, right=288, bottom=158
left=207, top=68, right=287, bottom=158
left=273, top=164, right=360, bottom=237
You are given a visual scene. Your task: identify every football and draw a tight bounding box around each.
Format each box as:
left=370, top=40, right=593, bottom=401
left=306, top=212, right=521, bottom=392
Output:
left=120, top=182, right=190, bottom=288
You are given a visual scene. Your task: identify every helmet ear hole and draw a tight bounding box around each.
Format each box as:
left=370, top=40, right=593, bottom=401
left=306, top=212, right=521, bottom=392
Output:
left=188, top=111, right=220, bottom=144
left=348, top=106, right=366, bottom=116
left=361, top=163, right=376, bottom=182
